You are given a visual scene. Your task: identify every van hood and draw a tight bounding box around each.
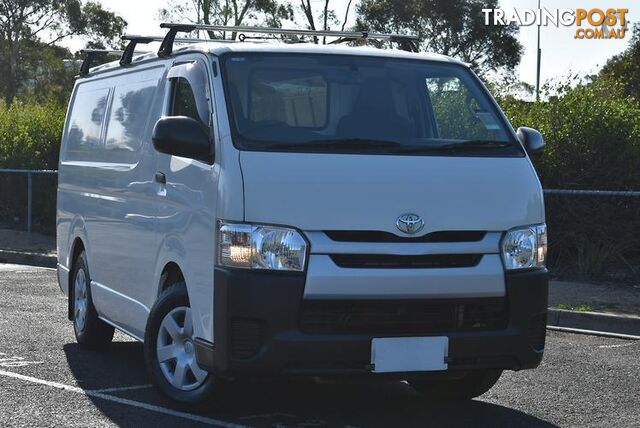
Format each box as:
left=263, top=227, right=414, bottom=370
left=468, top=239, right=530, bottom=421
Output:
left=239, top=151, right=544, bottom=234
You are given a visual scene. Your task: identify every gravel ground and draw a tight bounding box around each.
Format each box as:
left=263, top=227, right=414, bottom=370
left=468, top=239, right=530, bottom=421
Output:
left=0, top=263, right=638, bottom=427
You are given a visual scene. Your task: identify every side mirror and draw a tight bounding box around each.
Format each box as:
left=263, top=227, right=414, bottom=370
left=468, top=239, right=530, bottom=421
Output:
left=517, top=127, right=545, bottom=155
left=152, top=116, right=213, bottom=164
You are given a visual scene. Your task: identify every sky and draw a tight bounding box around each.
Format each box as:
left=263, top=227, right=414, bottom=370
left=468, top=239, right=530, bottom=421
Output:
left=61, top=0, right=637, bottom=88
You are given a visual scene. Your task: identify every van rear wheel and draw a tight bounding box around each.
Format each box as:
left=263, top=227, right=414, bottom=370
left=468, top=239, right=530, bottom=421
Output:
left=72, top=251, right=114, bottom=350
left=408, top=369, right=502, bottom=400
left=144, top=283, right=215, bottom=403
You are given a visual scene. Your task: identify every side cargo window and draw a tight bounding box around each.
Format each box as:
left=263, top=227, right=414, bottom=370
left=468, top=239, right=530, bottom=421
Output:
left=104, top=79, right=157, bottom=163
left=65, top=87, right=110, bottom=161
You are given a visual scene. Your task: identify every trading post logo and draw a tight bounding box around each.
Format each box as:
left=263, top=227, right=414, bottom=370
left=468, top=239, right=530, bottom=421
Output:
left=482, top=8, right=629, bottom=40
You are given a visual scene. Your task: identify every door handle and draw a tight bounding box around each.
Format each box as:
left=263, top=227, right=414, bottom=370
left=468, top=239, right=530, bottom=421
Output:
left=154, top=172, right=166, bottom=184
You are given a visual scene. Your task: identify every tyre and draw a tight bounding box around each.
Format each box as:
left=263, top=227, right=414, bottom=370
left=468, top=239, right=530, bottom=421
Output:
left=144, top=283, right=215, bottom=403
left=409, top=369, right=502, bottom=400
left=72, top=251, right=114, bottom=350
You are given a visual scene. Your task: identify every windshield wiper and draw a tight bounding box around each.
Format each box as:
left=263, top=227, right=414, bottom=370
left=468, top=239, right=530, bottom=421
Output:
left=266, top=138, right=513, bottom=153
left=434, top=140, right=513, bottom=149
left=390, top=140, right=514, bottom=154
left=268, top=138, right=403, bottom=151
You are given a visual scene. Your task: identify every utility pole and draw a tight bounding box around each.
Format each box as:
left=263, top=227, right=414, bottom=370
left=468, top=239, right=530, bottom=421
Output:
left=535, top=0, right=542, bottom=101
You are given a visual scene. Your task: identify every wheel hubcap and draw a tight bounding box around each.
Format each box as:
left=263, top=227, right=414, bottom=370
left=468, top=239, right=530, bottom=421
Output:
left=74, top=269, right=88, bottom=332
left=156, top=306, right=208, bottom=391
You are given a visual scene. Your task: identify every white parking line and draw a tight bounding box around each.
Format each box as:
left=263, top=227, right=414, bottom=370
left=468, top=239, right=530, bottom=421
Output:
left=90, top=384, right=153, bottom=393
left=0, top=352, right=43, bottom=368
left=598, top=342, right=638, bottom=349
left=0, top=369, right=246, bottom=427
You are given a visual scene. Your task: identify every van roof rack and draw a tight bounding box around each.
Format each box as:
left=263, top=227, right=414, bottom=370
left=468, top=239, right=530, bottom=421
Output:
left=82, top=25, right=420, bottom=76
left=79, top=49, right=123, bottom=76
left=157, top=23, right=419, bottom=57
left=79, top=48, right=150, bottom=76
left=120, top=34, right=239, bottom=65
left=120, top=36, right=157, bottom=66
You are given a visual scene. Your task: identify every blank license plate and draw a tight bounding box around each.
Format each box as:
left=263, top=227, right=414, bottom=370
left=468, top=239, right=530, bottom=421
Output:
left=371, top=336, right=448, bottom=373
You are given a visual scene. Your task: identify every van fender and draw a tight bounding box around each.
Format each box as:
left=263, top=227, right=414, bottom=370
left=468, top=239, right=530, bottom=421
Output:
left=67, top=215, right=90, bottom=270
left=152, top=233, right=211, bottom=342
left=153, top=234, right=187, bottom=296
left=65, top=215, right=90, bottom=320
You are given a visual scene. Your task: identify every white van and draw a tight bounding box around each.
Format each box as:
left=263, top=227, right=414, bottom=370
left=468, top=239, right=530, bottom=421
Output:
left=57, top=25, right=548, bottom=403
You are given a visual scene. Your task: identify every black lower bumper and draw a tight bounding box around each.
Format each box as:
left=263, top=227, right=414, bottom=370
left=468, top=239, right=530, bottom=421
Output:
left=196, top=267, right=548, bottom=378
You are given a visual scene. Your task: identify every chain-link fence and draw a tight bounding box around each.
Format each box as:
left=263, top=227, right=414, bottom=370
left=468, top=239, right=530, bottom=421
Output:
left=0, top=169, right=58, bottom=234
left=544, top=189, right=640, bottom=282
left=1, top=169, right=638, bottom=281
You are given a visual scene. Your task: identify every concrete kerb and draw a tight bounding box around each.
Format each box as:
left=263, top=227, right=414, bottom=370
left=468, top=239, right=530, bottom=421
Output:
left=0, top=250, right=57, bottom=268
left=547, top=308, right=640, bottom=338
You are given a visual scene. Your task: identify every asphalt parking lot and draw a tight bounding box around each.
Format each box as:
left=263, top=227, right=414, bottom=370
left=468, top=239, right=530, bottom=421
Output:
left=0, top=263, right=638, bottom=427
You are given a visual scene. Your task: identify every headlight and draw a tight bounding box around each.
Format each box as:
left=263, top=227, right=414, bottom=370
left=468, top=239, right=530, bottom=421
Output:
left=501, top=224, right=547, bottom=270
left=217, top=221, right=307, bottom=271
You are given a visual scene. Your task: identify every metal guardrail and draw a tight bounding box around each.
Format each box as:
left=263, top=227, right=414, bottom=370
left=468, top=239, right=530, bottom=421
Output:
left=0, top=168, right=58, bottom=233
left=1, top=168, right=639, bottom=233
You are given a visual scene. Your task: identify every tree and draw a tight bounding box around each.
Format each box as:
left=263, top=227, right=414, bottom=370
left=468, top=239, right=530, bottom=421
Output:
left=356, top=0, right=522, bottom=74
left=0, top=0, right=126, bottom=103
left=299, top=0, right=355, bottom=44
left=600, top=24, right=639, bottom=99
left=159, top=0, right=293, bottom=40
left=7, top=41, right=77, bottom=104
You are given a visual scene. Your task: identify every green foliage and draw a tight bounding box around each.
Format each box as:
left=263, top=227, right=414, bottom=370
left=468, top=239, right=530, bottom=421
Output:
left=2, top=41, right=77, bottom=105
left=0, top=100, right=63, bottom=233
left=356, top=0, right=522, bottom=74
left=0, top=100, right=63, bottom=232
left=556, top=304, right=594, bottom=312
left=0, top=101, right=66, bottom=169
left=500, top=77, right=640, bottom=281
left=600, top=24, right=640, bottom=100
left=67, top=1, right=127, bottom=46
left=0, top=0, right=126, bottom=103
left=501, top=78, right=640, bottom=190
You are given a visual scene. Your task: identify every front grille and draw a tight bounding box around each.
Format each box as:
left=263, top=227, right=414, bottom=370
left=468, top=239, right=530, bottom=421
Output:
left=329, top=253, right=482, bottom=269
left=299, top=298, right=508, bottom=334
left=324, top=230, right=487, bottom=243
left=230, top=318, right=263, bottom=359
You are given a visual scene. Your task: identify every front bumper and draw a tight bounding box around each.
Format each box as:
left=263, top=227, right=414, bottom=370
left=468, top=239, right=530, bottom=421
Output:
left=197, top=267, right=548, bottom=378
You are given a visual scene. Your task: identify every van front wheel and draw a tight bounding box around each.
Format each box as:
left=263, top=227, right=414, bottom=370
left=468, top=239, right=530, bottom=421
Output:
left=408, top=369, right=502, bottom=400
left=72, top=251, right=114, bottom=350
left=144, top=283, right=215, bottom=403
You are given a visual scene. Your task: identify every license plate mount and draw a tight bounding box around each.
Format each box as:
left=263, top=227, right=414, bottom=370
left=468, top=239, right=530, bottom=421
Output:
left=371, top=336, right=448, bottom=373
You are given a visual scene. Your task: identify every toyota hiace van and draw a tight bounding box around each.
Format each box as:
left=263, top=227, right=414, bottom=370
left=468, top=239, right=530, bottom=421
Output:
left=57, top=24, right=548, bottom=403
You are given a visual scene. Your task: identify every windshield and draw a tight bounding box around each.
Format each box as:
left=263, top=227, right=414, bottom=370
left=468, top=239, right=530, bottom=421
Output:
left=221, top=53, right=522, bottom=156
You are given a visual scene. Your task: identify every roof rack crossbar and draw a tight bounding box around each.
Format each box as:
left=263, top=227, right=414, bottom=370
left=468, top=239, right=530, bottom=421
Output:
left=122, top=34, right=237, bottom=45
left=158, top=24, right=196, bottom=57
left=79, top=48, right=148, bottom=76
left=79, top=49, right=125, bottom=76
left=123, top=33, right=248, bottom=63
left=157, top=22, right=419, bottom=55
left=120, top=35, right=159, bottom=65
